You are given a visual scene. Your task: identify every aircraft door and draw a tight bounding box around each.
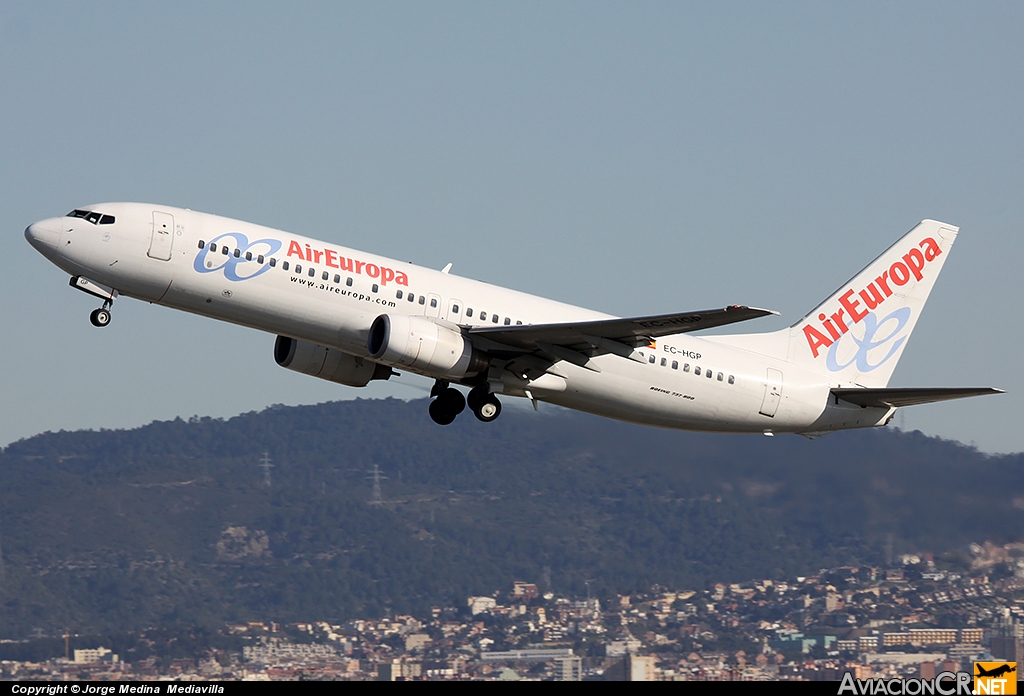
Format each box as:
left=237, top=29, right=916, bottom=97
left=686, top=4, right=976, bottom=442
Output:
left=447, top=298, right=464, bottom=323
left=426, top=293, right=442, bottom=318
left=759, top=368, right=783, bottom=418
left=148, top=211, right=175, bottom=261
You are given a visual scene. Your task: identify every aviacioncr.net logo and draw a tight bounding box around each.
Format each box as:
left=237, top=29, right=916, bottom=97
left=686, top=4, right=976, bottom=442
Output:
left=194, top=232, right=282, bottom=282
left=826, top=306, right=912, bottom=374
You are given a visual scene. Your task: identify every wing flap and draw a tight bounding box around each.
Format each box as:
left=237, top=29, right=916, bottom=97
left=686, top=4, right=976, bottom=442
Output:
left=468, top=305, right=776, bottom=351
left=831, top=387, right=1003, bottom=408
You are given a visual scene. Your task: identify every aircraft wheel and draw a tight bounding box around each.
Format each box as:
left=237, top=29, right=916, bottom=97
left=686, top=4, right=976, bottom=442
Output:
left=467, top=386, right=488, bottom=412
left=439, top=387, right=466, bottom=415
left=428, top=397, right=457, bottom=426
left=474, top=394, right=502, bottom=423
left=90, top=308, right=111, bottom=327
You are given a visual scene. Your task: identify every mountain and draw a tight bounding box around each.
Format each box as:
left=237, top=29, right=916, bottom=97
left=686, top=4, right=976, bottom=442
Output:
left=0, top=398, right=1020, bottom=637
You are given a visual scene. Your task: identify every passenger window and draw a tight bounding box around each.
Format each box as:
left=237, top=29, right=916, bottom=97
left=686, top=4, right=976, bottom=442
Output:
left=694, top=366, right=701, bottom=376
left=397, top=290, right=403, bottom=299
left=467, top=309, right=474, bottom=318
left=683, top=363, right=690, bottom=372
left=480, top=312, right=487, bottom=321
left=418, top=296, right=425, bottom=305
left=706, top=369, right=713, bottom=379
left=408, top=293, right=415, bottom=302
left=648, top=355, right=656, bottom=364
left=198, top=240, right=205, bottom=249
left=452, top=304, right=459, bottom=313
left=209, top=243, right=216, bottom=252
left=308, top=267, right=315, bottom=277
left=728, top=375, right=735, bottom=385
left=661, top=358, right=667, bottom=367
left=672, top=361, right=678, bottom=370
left=717, top=372, right=723, bottom=381
left=504, top=317, right=511, bottom=325
left=234, top=249, right=240, bottom=258
left=222, top=247, right=229, bottom=255
left=295, top=265, right=302, bottom=274
left=99, top=215, right=115, bottom=225
left=258, top=255, right=264, bottom=264
left=322, top=271, right=329, bottom=280
left=282, top=261, right=289, bottom=270
left=246, top=251, right=253, bottom=261
left=270, top=258, right=277, bottom=267
left=333, top=274, right=340, bottom=283
left=430, top=298, right=437, bottom=308
left=346, top=277, right=353, bottom=287
left=516, top=320, right=523, bottom=325
left=372, top=284, right=379, bottom=293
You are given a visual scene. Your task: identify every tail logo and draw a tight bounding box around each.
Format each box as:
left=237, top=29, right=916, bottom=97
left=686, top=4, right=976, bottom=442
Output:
left=803, top=236, right=942, bottom=360
left=825, top=307, right=911, bottom=373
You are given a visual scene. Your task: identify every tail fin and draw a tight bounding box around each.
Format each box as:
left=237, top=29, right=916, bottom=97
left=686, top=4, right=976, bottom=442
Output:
left=785, top=220, right=959, bottom=387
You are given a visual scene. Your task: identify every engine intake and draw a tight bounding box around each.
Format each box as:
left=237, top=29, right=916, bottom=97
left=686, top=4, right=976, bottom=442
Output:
left=367, top=314, right=488, bottom=378
left=275, top=336, right=391, bottom=387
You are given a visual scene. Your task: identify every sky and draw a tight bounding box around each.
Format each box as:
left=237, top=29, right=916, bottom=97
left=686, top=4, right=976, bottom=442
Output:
left=1, top=2, right=1021, bottom=453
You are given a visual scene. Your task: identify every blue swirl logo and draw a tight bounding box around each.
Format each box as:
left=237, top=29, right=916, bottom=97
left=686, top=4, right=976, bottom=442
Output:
left=193, top=232, right=282, bottom=282
left=826, top=306, right=911, bottom=373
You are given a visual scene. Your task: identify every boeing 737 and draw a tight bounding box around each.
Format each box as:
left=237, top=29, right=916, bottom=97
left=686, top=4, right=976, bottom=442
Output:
left=24, top=204, right=1000, bottom=434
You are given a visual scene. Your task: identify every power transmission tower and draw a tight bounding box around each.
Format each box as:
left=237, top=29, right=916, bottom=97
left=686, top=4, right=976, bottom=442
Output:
left=258, top=452, right=274, bottom=488
left=367, top=464, right=387, bottom=505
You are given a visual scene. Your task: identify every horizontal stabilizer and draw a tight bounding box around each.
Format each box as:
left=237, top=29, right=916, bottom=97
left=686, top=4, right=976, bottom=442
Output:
left=831, top=387, right=1003, bottom=408
left=469, top=305, right=776, bottom=350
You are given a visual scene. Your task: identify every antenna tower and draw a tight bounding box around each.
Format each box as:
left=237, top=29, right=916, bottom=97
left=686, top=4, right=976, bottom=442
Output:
left=367, top=464, right=387, bottom=505
left=258, top=452, right=274, bottom=488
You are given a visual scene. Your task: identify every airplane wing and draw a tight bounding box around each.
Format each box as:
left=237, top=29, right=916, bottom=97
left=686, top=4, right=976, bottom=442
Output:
left=468, top=305, right=777, bottom=352
left=831, top=387, right=1004, bottom=408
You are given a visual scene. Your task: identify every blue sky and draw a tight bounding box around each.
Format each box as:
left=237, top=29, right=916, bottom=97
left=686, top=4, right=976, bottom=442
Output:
left=2, top=2, right=1020, bottom=452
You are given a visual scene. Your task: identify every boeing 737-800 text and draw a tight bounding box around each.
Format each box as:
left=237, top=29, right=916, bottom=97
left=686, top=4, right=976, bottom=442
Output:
left=25, top=204, right=1000, bottom=434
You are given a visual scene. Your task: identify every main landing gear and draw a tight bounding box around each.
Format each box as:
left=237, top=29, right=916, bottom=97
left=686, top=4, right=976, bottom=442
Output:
left=428, top=381, right=502, bottom=425
left=89, top=300, right=113, bottom=327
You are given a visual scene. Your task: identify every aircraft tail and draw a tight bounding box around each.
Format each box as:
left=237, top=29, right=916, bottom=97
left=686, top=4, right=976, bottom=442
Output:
left=783, top=220, right=959, bottom=387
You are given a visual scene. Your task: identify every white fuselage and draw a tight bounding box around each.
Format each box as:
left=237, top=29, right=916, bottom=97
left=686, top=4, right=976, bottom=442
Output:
left=25, top=203, right=894, bottom=435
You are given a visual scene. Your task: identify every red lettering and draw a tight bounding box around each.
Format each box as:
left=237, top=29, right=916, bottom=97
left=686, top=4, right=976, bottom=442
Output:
left=920, top=236, right=942, bottom=262
left=804, top=325, right=833, bottom=358
left=305, top=244, right=313, bottom=262
left=354, top=260, right=365, bottom=274
left=875, top=270, right=893, bottom=297
left=830, top=308, right=849, bottom=334
left=313, top=249, right=324, bottom=264
left=839, top=289, right=867, bottom=324
left=381, top=267, right=395, bottom=285
left=325, top=249, right=338, bottom=268
left=395, top=271, right=409, bottom=286
left=366, top=264, right=380, bottom=278
left=858, top=283, right=884, bottom=310
left=890, top=261, right=910, bottom=286
left=287, top=240, right=304, bottom=258
left=819, top=314, right=841, bottom=341
left=340, top=257, right=353, bottom=272
left=902, top=248, right=925, bottom=281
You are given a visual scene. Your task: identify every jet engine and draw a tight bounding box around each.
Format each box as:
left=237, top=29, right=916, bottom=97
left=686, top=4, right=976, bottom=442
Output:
left=274, top=336, right=392, bottom=387
left=367, top=314, right=488, bottom=378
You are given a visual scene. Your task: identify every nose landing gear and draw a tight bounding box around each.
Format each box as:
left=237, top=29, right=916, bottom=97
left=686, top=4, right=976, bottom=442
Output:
left=89, top=300, right=113, bottom=327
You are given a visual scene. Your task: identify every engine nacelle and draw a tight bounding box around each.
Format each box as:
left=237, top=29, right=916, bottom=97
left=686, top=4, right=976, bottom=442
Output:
left=367, top=314, right=488, bottom=378
left=274, top=336, right=392, bottom=387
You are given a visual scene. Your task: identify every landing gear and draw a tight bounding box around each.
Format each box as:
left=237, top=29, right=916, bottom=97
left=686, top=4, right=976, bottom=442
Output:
left=89, top=304, right=112, bottom=327
left=468, top=386, right=502, bottom=423
left=428, top=382, right=466, bottom=426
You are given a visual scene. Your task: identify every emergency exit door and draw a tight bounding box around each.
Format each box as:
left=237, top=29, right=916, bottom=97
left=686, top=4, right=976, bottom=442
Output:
left=759, top=368, right=783, bottom=418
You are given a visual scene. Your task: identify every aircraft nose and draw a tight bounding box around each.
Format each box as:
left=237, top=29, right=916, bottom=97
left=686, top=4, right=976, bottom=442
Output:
left=25, top=218, right=62, bottom=258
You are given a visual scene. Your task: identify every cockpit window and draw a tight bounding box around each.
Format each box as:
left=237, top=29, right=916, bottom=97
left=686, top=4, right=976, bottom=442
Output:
left=66, top=210, right=114, bottom=225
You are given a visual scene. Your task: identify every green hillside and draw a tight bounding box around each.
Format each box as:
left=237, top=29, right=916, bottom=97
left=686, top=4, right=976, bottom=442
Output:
left=0, top=398, right=1020, bottom=637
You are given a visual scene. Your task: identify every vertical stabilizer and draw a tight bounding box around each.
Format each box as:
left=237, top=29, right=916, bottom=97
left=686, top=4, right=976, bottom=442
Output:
left=785, top=220, right=958, bottom=387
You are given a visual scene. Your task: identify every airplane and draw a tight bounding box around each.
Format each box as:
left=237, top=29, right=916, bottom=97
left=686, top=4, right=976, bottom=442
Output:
left=975, top=664, right=1016, bottom=679
left=24, top=204, right=1001, bottom=435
